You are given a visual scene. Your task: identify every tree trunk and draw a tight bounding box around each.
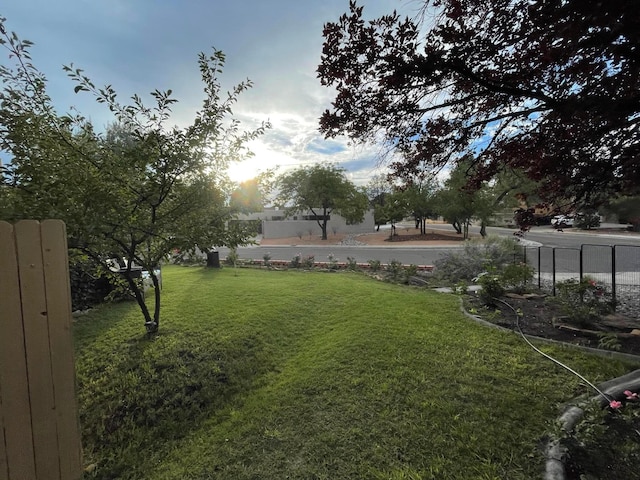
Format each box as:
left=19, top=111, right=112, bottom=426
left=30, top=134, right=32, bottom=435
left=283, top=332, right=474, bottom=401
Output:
left=480, top=221, right=487, bottom=238
left=123, top=272, right=157, bottom=333
left=150, top=270, right=161, bottom=331
left=321, top=207, right=329, bottom=240
left=452, top=220, right=462, bottom=234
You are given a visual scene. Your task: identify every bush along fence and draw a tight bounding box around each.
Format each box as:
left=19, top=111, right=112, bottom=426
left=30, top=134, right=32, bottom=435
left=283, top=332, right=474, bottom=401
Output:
left=519, top=244, right=640, bottom=318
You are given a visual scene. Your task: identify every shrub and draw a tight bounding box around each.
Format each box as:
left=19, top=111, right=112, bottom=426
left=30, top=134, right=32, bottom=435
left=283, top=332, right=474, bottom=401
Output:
left=551, top=277, right=615, bottom=327
left=262, top=252, right=271, bottom=268
left=404, top=264, right=418, bottom=283
left=368, top=259, right=381, bottom=272
left=434, top=236, right=523, bottom=284
left=171, top=248, right=205, bottom=266
left=302, top=254, right=315, bottom=269
left=346, top=256, right=358, bottom=271
left=562, top=391, right=640, bottom=478
left=386, top=259, right=403, bottom=280
left=574, top=211, right=601, bottom=230
left=290, top=253, right=302, bottom=268
left=69, top=252, right=110, bottom=310
left=476, top=269, right=505, bottom=305
left=327, top=253, right=339, bottom=270
left=500, top=262, right=535, bottom=293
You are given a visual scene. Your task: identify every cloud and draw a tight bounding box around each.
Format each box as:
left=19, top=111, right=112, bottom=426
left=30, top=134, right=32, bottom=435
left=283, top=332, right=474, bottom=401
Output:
left=1, top=0, right=411, bottom=186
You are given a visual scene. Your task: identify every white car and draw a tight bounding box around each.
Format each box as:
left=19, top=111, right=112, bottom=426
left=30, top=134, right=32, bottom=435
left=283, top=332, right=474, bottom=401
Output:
left=551, top=215, right=574, bottom=227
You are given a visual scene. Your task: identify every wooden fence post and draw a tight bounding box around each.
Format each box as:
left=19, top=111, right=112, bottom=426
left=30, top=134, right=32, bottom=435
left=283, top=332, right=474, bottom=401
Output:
left=0, top=220, right=82, bottom=480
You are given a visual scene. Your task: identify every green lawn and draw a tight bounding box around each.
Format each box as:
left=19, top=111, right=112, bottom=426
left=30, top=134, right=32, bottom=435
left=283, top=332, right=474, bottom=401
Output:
left=74, top=265, right=636, bottom=479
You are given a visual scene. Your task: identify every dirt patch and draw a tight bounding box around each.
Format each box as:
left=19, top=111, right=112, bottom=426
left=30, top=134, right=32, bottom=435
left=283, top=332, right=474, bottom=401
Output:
left=464, top=293, right=640, bottom=357
left=382, top=232, right=467, bottom=243
left=260, top=226, right=478, bottom=246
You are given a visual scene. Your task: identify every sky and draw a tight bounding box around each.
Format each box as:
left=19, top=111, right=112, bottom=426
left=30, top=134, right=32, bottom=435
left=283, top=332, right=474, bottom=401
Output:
left=1, top=0, right=422, bottom=186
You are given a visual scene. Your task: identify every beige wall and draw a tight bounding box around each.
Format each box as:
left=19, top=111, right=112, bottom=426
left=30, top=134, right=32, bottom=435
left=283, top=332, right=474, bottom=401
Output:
left=240, top=209, right=375, bottom=239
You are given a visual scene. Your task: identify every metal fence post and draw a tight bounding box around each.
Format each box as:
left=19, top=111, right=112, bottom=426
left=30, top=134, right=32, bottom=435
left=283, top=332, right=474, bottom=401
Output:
left=552, top=247, right=557, bottom=296
left=537, top=246, right=541, bottom=289
left=612, top=245, right=617, bottom=307
left=579, top=245, right=584, bottom=281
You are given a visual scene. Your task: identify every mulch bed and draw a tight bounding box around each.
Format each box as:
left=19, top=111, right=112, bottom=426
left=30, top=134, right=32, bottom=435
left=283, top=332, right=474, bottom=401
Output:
left=464, top=293, right=640, bottom=357
left=385, top=233, right=467, bottom=242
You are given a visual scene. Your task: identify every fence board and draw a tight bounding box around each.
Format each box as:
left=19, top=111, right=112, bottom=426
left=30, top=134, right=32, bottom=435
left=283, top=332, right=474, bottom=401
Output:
left=0, top=221, right=37, bottom=480
left=14, top=221, right=60, bottom=480
left=0, top=220, right=81, bottom=480
left=41, top=220, right=82, bottom=479
left=0, top=391, right=7, bottom=480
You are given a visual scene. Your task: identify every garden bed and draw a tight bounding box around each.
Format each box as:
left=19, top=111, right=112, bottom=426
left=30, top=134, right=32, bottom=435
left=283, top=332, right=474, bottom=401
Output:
left=463, top=292, right=640, bottom=357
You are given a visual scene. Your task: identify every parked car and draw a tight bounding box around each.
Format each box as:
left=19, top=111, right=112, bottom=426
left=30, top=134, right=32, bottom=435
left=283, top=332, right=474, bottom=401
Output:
left=551, top=215, right=574, bottom=228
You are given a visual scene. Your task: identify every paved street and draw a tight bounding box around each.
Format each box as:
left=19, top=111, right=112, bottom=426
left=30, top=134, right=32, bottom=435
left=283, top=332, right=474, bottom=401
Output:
left=217, top=223, right=640, bottom=271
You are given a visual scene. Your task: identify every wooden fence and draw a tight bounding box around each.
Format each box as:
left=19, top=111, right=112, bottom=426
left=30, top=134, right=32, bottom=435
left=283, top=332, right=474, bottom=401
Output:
left=0, top=220, right=82, bottom=480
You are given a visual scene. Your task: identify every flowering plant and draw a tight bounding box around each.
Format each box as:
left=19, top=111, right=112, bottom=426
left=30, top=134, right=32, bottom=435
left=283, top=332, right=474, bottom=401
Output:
left=563, top=388, right=640, bottom=477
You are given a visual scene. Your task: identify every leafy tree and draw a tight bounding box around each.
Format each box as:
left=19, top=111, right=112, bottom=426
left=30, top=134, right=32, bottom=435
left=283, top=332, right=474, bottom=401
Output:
left=434, top=161, right=494, bottom=239
left=275, top=164, right=367, bottom=240
left=0, top=19, right=268, bottom=332
left=601, top=195, right=640, bottom=231
left=365, top=174, right=393, bottom=231
left=230, top=171, right=275, bottom=214
left=397, top=177, right=438, bottom=234
left=318, top=0, right=640, bottom=209
left=380, top=189, right=409, bottom=240
left=230, top=179, right=264, bottom=214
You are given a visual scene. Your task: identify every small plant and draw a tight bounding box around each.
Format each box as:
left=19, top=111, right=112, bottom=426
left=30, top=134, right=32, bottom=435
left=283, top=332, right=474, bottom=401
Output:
left=597, top=332, right=622, bottom=351
left=476, top=268, right=505, bottom=305
left=302, top=254, right=315, bottom=269
left=368, top=259, right=381, bottom=272
left=404, top=264, right=418, bottom=283
left=296, top=231, right=304, bottom=240
left=225, top=248, right=239, bottom=267
left=263, top=252, right=272, bottom=268
left=386, top=259, right=403, bottom=281
left=290, top=253, right=302, bottom=268
left=482, top=307, right=503, bottom=323
left=551, top=277, right=615, bottom=327
left=327, top=253, right=339, bottom=270
left=454, top=280, right=469, bottom=295
left=346, top=256, right=358, bottom=271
